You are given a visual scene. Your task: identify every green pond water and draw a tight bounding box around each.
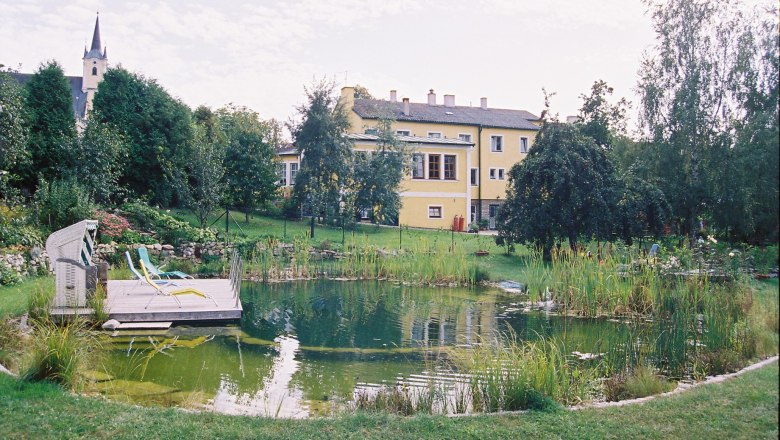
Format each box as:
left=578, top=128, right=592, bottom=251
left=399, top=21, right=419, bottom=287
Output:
left=98, top=280, right=646, bottom=418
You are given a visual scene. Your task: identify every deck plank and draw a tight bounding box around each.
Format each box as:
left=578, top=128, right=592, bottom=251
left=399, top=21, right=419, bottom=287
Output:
left=105, top=279, right=242, bottom=322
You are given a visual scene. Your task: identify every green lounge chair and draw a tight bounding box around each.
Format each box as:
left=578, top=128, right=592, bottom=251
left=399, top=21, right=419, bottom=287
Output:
left=137, top=247, right=193, bottom=279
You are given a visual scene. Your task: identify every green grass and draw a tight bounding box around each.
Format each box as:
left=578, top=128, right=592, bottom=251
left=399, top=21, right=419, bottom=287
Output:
left=0, top=358, right=776, bottom=439
left=0, top=276, right=53, bottom=317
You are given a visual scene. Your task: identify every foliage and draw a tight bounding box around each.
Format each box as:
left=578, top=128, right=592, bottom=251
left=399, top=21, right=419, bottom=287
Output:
left=352, top=84, right=374, bottom=99
left=33, top=178, right=94, bottom=231
left=290, top=80, right=354, bottom=237
left=603, top=364, right=675, bottom=401
left=93, top=210, right=130, bottom=242
left=352, top=117, right=408, bottom=225
left=219, top=105, right=280, bottom=221
left=61, top=119, right=129, bottom=204
left=0, top=261, right=21, bottom=286
left=0, top=205, right=43, bottom=247
left=577, top=79, right=629, bottom=149
left=0, top=70, right=28, bottom=173
left=496, top=122, right=618, bottom=257
left=121, top=202, right=216, bottom=243
left=15, top=61, right=76, bottom=191
left=615, top=173, right=671, bottom=245
left=636, top=0, right=779, bottom=243
left=91, top=67, right=193, bottom=205
left=176, top=123, right=226, bottom=229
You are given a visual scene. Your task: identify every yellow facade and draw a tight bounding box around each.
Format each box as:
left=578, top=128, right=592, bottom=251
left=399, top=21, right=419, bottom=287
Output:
left=342, top=86, right=539, bottom=229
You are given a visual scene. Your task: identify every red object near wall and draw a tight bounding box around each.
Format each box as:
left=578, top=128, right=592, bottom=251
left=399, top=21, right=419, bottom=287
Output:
left=452, top=215, right=459, bottom=231
left=458, top=216, right=465, bottom=232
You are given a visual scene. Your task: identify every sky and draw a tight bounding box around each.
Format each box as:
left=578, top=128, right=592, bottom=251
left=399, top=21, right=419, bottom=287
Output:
left=2, top=0, right=670, bottom=134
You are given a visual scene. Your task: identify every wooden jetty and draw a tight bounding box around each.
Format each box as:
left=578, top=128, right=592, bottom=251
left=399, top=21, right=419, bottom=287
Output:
left=105, top=279, right=242, bottom=322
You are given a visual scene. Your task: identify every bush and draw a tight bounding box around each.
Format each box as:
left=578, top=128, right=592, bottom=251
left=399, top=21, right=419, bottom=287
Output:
left=0, top=205, right=44, bottom=248
left=22, top=318, right=100, bottom=389
left=34, top=178, right=95, bottom=231
left=0, top=261, right=21, bottom=286
left=93, top=210, right=130, bottom=242
left=692, top=349, right=745, bottom=376
left=121, top=203, right=217, bottom=243
left=115, top=229, right=157, bottom=245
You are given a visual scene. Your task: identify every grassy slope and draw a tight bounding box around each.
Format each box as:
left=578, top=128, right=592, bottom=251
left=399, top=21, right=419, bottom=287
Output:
left=170, top=209, right=530, bottom=281
left=0, top=361, right=776, bottom=440
left=0, top=276, right=52, bottom=317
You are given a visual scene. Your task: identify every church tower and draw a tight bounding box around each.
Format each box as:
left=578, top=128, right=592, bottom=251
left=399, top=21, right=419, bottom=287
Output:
left=82, top=14, right=107, bottom=116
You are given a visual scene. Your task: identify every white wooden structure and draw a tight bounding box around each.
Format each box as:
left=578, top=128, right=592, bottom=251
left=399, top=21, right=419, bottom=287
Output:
left=45, top=220, right=99, bottom=310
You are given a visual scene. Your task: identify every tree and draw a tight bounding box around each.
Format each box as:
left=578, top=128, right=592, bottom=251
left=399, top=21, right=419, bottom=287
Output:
left=61, top=119, right=129, bottom=204
left=615, top=172, right=672, bottom=246
left=290, top=80, right=353, bottom=238
left=577, top=80, right=629, bottom=149
left=91, top=67, right=192, bottom=205
left=496, top=122, right=618, bottom=258
left=218, top=105, right=279, bottom=222
left=19, top=61, right=76, bottom=190
left=637, top=0, right=762, bottom=241
left=0, top=70, right=28, bottom=174
left=178, top=124, right=226, bottom=229
left=352, top=117, right=408, bottom=224
left=353, top=84, right=373, bottom=99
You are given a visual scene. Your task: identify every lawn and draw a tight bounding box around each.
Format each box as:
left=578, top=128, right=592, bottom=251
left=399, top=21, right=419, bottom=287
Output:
left=169, top=208, right=532, bottom=281
left=0, top=357, right=776, bottom=439
left=0, top=276, right=53, bottom=317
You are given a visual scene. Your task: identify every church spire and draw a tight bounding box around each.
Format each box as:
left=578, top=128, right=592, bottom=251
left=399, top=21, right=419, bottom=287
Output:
left=90, top=14, right=102, bottom=52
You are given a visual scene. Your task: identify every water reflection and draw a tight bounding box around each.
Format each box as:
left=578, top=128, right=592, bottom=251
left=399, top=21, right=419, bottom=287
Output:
left=100, top=280, right=634, bottom=417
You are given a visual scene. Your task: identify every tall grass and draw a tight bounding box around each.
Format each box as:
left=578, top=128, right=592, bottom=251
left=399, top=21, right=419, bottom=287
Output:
left=21, top=316, right=101, bottom=390
left=242, top=234, right=484, bottom=286
left=454, top=333, right=595, bottom=412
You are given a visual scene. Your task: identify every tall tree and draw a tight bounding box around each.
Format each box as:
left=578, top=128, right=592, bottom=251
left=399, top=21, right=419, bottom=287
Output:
left=61, top=119, right=129, bottom=204
left=290, top=80, right=353, bottom=238
left=496, top=122, right=618, bottom=258
left=0, top=70, right=28, bottom=174
left=577, top=79, right=629, bottom=149
left=615, top=172, right=672, bottom=246
left=91, top=67, right=192, bottom=205
left=178, top=124, right=226, bottom=229
left=637, top=0, right=751, bottom=240
left=219, top=105, right=279, bottom=222
left=352, top=117, right=408, bottom=225
left=20, top=61, right=76, bottom=190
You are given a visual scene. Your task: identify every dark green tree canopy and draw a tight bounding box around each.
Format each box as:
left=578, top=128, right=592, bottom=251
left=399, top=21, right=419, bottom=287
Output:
left=0, top=71, right=28, bottom=174
left=19, top=61, right=76, bottom=190
left=577, top=80, right=629, bottom=149
left=496, top=122, right=618, bottom=257
left=91, top=67, right=192, bottom=205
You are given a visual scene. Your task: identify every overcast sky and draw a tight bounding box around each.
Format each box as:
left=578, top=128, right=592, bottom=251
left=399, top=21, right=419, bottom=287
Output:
left=0, top=0, right=702, bottom=134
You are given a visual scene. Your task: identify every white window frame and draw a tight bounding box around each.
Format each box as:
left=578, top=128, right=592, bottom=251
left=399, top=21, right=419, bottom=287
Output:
left=443, top=154, right=457, bottom=180
left=498, top=168, right=505, bottom=180
left=396, top=129, right=411, bottom=136
left=428, top=205, right=443, bottom=219
left=458, top=133, right=473, bottom=143
left=489, top=168, right=496, bottom=180
left=289, top=162, right=299, bottom=185
left=470, top=167, right=479, bottom=186
left=427, top=131, right=442, bottom=139
left=520, top=136, right=529, bottom=153
left=490, top=135, right=503, bottom=152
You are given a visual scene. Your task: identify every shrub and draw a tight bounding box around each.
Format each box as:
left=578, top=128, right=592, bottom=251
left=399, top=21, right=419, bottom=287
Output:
left=121, top=203, right=217, bottom=243
left=0, top=223, right=44, bottom=247
left=34, top=178, right=95, bottom=231
left=93, top=210, right=130, bottom=242
left=0, top=261, right=21, bottom=285
left=692, top=349, right=745, bottom=376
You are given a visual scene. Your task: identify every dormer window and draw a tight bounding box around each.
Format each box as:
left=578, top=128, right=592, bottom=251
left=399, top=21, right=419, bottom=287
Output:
left=92, top=66, right=97, bottom=76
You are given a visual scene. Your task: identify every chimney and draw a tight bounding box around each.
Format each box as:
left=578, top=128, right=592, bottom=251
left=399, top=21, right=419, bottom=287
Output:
left=390, top=90, right=397, bottom=102
left=444, top=94, right=455, bottom=107
left=480, top=97, right=488, bottom=110
left=402, top=98, right=410, bottom=116
left=427, top=89, right=436, bottom=106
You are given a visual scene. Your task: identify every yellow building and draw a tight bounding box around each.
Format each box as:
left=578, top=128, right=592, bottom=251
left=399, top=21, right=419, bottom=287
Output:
left=278, top=86, right=540, bottom=230
left=342, top=86, right=540, bottom=230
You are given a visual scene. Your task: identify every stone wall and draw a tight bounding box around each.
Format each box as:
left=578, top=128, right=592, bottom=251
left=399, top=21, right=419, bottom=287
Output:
left=0, top=247, right=49, bottom=277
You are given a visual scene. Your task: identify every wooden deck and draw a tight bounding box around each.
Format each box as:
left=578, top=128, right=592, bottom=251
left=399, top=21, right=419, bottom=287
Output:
left=105, top=279, right=242, bottom=322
